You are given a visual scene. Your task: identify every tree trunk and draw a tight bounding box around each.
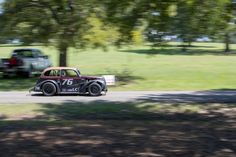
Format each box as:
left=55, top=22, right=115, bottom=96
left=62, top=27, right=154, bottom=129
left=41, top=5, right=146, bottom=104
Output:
left=182, top=45, right=187, bottom=52
left=59, top=45, right=68, bottom=67
left=224, top=33, right=230, bottom=54
left=181, top=41, right=188, bottom=52
left=188, top=41, right=192, bottom=47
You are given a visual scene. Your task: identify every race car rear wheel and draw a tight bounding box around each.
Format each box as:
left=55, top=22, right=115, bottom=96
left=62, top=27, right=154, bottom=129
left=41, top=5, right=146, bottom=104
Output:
left=88, top=83, right=102, bottom=96
left=42, top=82, right=57, bottom=96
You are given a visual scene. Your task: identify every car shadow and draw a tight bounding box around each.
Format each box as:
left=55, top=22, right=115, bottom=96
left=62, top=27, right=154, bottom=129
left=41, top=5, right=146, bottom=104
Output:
left=31, top=93, right=105, bottom=97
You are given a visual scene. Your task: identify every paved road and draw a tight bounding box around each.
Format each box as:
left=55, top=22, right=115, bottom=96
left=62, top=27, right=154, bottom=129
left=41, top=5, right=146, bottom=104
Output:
left=0, top=90, right=236, bottom=104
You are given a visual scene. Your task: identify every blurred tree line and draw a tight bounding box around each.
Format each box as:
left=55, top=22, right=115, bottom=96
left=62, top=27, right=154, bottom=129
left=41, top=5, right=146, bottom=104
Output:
left=0, top=0, right=235, bottom=66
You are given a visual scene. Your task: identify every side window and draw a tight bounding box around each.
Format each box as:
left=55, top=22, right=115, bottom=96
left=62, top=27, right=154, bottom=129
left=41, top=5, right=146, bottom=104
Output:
left=35, top=50, right=43, bottom=57
left=33, top=51, right=38, bottom=58
left=15, top=50, right=34, bottom=58
left=61, top=70, right=78, bottom=77
left=44, top=70, right=60, bottom=77
left=44, top=70, right=51, bottom=76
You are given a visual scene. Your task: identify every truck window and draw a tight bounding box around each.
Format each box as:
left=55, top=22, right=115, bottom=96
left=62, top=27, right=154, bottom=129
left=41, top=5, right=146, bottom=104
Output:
left=13, top=50, right=34, bottom=58
left=34, top=50, right=43, bottom=57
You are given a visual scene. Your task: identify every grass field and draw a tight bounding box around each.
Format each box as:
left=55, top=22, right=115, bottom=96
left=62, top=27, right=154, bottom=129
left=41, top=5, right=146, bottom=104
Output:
left=1, top=42, right=236, bottom=91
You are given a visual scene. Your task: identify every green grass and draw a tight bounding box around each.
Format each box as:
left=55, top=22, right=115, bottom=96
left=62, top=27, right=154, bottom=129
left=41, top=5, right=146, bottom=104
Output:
left=1, top=42, right=236, bottom=91
left=0, top=102, right=233, bottom=120
left=0, top=104, right=42, bottom=117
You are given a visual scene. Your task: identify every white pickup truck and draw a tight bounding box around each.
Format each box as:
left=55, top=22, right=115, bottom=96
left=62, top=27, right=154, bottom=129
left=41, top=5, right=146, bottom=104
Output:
left=0, top=48, right=52, bottom=77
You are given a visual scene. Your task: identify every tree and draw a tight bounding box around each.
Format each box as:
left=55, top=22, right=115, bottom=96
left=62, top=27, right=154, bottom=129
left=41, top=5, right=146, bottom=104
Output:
left=216, top=0, right=235, bottom=53
left=145, top=1, right=176, bottom=46
left=103, top=0, right=175, bottom=46
left=173, top=0, right=233, bottom=51
left=104, top=0, right=234, bottom=51
left=1, top=0, right=119, bottom=66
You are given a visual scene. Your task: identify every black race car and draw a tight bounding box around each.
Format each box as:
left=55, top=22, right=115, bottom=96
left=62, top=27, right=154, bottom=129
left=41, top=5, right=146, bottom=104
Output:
left=30, top=67, right=107, bottom=96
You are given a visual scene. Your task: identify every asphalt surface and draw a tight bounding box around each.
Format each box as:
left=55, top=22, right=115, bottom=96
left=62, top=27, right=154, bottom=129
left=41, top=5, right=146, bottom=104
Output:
left=0, top=90, right=236, bottom=104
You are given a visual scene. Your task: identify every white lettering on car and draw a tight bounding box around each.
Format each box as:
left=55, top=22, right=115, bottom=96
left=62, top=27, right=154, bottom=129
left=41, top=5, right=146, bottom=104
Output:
left=62, top=79, right=73, bottom=85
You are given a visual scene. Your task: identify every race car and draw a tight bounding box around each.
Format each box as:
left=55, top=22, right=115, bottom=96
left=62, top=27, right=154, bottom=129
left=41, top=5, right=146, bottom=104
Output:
left=30, top=67, right=107, bottom=96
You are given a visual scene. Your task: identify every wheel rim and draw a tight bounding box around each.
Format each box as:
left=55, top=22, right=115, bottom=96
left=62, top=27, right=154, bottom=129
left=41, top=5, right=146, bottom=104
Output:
left=44, top=84, right=54, bottom=95
left=91, top=85, right=99, bottom=94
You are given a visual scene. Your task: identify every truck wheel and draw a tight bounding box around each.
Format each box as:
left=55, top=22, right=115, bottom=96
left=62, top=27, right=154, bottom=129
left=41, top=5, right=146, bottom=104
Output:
left=88, top=83, right=102, bottom=96
left=42, top=82, right=57, bottom=96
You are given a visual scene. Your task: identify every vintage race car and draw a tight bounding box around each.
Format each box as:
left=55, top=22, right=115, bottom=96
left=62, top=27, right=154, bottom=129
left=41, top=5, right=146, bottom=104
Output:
left=30, top=67, right=107, bottom=96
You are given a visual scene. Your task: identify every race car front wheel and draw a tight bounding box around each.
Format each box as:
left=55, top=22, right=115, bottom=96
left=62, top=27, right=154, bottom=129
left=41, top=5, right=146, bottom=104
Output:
left=88, top=83, right=102, bottom=96
left=42, top=82, right=57, bottom=96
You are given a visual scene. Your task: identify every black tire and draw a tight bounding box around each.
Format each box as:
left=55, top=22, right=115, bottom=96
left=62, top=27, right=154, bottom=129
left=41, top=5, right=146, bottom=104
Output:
left=88, top=83, right=102, bottom=96
left=42, top=82, right=57, bottom=96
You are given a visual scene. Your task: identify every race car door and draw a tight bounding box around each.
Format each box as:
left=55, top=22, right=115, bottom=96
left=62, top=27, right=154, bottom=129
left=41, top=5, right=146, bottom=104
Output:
left=60, top=69, right=80, bottom=93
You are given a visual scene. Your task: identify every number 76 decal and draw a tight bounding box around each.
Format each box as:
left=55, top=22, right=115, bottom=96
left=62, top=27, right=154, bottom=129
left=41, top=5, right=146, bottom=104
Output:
left=62, top=79, right=73, bottom=85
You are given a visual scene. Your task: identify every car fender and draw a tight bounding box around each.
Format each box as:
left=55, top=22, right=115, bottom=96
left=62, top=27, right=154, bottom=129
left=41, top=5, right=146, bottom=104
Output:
left=95, top=80, right=106, bottom=89
left=79, top=80, right=105, bottom=93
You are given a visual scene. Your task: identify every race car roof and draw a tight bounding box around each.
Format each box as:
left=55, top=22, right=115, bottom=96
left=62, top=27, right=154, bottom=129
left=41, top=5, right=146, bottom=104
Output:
left=40, top=67, right=80, bottom=77
left=43, top=67, right=77, bottom=72
left=42, top=67, right=77, bottom=74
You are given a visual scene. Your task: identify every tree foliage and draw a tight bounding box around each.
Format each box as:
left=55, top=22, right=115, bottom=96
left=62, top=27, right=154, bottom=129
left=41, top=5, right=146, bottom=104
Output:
left=104, top=0, right=235, bottom=51
left=1, top=0, right=120, bottom=66
left=0, top=0, right=235, bottom=63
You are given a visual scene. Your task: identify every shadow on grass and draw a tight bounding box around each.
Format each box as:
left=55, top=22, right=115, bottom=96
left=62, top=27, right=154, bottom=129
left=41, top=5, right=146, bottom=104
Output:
left=35, top=101, right=213, bottom=121
left=121, top=48, right=236, bottom=56
left=99, top=68, right=144, bottom=86
left=0, top=96, right=235, bottom=156
left=156, top=44, right=218, bottom=48
left=0, top=76, right=37, bottom=91
left=175, top=44, right=217, bottom=48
